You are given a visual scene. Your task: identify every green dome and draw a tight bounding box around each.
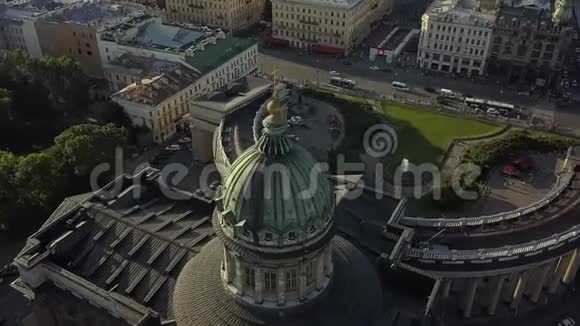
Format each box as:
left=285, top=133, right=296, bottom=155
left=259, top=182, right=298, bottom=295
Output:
left=219, top=99, right=334, bottom=239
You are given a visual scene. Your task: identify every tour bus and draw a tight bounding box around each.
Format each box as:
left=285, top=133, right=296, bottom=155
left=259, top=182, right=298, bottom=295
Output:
left=329, top=77, right=356, bottom=89
left=392, top=81, right=410, bottom=91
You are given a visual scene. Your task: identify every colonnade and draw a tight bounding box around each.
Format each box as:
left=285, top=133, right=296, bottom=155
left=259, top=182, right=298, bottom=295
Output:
left=434, top=249, right=579, bottom=318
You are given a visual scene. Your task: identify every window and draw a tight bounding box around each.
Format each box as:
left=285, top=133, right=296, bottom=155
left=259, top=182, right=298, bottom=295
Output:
left=309, top=225, right=316, bottom=233
left=306, top=261, right=314, bottom=286
left=245, top=268, right=256, bottom=288
left=265, top=272, right=277, bottom=291
left=288, top=232, right=296, bottom=240
left=286, top=270, right=297, bottom=290
left=265, top=233, right=273, bottom=241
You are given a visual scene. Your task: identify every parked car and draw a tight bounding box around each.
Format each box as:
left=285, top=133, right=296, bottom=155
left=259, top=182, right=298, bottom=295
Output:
left=178, top=137, right=191, bottom=144
left=487, top=108, right=500, bottom=116
left=424, top=87, right=437, bottom=93
left=165, top=144, right=181, bottom=151
left=329, top=70, right=340, bottom=76
left=557, top=318, right=576, bottom=326
left=369, top=65, right=380, bottom=71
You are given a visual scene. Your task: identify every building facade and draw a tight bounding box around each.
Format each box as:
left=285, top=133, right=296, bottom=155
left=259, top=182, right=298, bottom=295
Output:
left=105, top=16, right=259, bottom=143
left=0, top=0, right=62, bottom=56
left=487, top=1, right=574, bottom=84
left=34, top=1, right=145, bottom=78
left=163, top=0, right=265, bottom=33
left=417, top=0, right=496, bottom=76
left=271, top=0, right=393, bottom=55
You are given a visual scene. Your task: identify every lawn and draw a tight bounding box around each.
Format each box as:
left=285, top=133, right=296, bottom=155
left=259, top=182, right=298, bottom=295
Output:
left=380, top=103, right=506, bottom=169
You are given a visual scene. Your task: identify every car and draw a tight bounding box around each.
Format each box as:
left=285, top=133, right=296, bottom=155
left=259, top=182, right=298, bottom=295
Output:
left=424, top=87, right=437, bottom=93
left=329, top=70, right=340, bottom=76
left=557, top=318, right=576, bottom=326
left=287, top=134, right=300, bottom=142
left=487, top=108, right=500, bottom=116
left=178, top=137, right=191, bottom=144
left=369, top=65, right=380, bottom=71
left=165, top=144, right=181, bottom=151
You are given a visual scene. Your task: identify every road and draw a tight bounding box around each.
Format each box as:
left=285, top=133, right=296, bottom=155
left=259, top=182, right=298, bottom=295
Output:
left=258, top=48, right=538, bottom=107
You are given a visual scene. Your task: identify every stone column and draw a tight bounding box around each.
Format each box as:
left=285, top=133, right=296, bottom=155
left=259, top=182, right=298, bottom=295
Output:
left=255, top=267, right=264, bottom=304
left=563, top=249, right=579, bottom=285
left=298, top=264, right=307, bottom=299
left=316, top=254, right=325, bottom=290
left=277, top=269, right=286, bottom=305
left=441, top=279, right=452, bottom=299
left=462, top=278, right=480, bottom=318
left=235, top=257, right=245, bottom=295
left=549, top=254, right=573, bottom=294
left=510, top=272, right=528, bottom=309
left=529, top=263, right=552, bottom=303
left=488, top=275, right=506, bottom=315
left=503, top=273, right=519, bottom=303
left=325, top=246, right=333, bottom=276
left=222, top=248, right=232, bottom=284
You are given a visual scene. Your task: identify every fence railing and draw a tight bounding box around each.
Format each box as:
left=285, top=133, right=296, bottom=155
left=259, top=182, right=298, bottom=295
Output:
left=405, top=224, right=580, bottom=263
left=401, top=172, right=575, bottom=228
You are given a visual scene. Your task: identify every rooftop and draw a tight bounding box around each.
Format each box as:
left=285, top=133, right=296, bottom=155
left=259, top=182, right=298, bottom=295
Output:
left=185, top=35, right=257, bottom=74
left=112, top=64, right=201, bottom=107
left=14, top=169, right=215, bottom=322
left=0, top=0, right=79, bottom=21
left=100, top=15, right=207, bottom=52
left=425, top=0, right=497, bottom=26
left=107, top=53, right=182, bottom=76
left=39, top=0, right=146, bottom=29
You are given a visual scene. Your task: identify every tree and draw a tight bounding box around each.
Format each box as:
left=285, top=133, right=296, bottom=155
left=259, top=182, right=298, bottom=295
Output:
left=16, top=151, right=65, bottom=209
left=0, top=88, right=12, bottom=122
left=54, top=123, right=128, bottom=176
left=0, top=151, right=20, bottom=228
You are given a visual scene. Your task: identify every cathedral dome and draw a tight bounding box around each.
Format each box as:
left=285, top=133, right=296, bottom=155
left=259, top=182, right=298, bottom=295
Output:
left=216, top=97, right=334, bottom=252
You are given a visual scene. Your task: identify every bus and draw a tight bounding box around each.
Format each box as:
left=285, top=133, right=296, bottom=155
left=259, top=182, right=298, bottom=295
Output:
left=329, top=77, right=356, bottom=89
left=392, top=81, right=410, bottom=91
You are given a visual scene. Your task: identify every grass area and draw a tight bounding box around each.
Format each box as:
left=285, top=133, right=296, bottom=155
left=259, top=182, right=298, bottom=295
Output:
left=381, top=103, right=505, bottom=169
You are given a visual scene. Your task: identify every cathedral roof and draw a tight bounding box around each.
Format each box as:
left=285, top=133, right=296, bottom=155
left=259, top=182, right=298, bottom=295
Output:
left=219, top=93, right=334, bottom=243
left=173, top=236, right=386, bottom=326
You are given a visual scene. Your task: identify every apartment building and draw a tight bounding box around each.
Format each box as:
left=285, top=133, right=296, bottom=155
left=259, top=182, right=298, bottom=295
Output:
left=104, top=16, right=258, bottom=143
left=98, top=15, right=257, bottom=92
left=35, top=1, right=145, bottom=78
left=488, top=0, right=574, bottom=84
left=164, top=0, right=265, bottom=33
left=111, top=66, right=201, bottom=143
left=417, top=0, right=496, bottom=76
left=270, top=0, right=392, bottom=55
left=0, top=0, right=78, bottom=56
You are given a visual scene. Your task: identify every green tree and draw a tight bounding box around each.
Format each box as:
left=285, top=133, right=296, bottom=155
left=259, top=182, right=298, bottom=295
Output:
left=16, top=151, right=65, bottom=209
left=0, top=151, right=20, bottom=228
left=0, top=88, right=12, bottom=121
left=54, top=123, right=128, bottom=176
